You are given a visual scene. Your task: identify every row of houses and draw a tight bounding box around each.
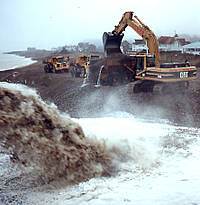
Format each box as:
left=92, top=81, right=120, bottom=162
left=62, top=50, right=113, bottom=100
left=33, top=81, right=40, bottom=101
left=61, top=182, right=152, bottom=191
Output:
left=158, top=34, right=200, bottom=55
left=123, top=34, right=200, bottom=55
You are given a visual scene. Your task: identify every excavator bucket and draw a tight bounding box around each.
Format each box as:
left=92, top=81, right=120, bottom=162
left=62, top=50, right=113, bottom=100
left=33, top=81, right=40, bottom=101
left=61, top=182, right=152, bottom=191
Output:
left=103, top=32, right=124, bottom=56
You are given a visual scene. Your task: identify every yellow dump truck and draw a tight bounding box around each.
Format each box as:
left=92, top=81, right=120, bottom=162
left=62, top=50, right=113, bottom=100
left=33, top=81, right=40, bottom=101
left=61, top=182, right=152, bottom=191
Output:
left=71, top=55, right=101, bottom=77
left=43, top=56, right=69, bottom=73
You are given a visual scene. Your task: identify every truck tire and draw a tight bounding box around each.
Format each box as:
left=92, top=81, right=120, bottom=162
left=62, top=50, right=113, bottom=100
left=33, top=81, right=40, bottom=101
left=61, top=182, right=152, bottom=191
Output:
left=44, top=64, right=51, bottom=73
left=44, top=65, right=48, bottom=73
left=47, top=64, right=54, bottom=73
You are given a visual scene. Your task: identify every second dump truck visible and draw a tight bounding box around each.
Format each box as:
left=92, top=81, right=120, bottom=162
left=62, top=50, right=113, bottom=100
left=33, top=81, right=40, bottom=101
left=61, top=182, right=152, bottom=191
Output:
left=71, top=55, right=101, bottom=78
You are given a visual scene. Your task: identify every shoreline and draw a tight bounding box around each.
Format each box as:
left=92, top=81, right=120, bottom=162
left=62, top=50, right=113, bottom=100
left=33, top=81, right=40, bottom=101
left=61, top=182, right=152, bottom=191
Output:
left=0, top=51, right=38, bottom=72
left=0, top=60, right=38, bottom=72
left=4, top=49, right=54, bottom=61
left=4, top=49, right=200, bottom=67
left=0, top=51, right=200, bottom=127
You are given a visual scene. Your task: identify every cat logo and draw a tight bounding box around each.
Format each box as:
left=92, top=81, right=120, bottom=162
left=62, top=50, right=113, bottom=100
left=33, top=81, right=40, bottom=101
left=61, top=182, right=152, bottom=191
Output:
left=180, top=72, right=188, bottom=78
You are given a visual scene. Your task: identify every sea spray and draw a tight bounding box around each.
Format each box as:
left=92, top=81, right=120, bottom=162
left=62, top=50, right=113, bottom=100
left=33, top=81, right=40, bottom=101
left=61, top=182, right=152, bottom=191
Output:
left=0, top=83, right=125, bottom=185
left=1, top=84, right=200, bottom=204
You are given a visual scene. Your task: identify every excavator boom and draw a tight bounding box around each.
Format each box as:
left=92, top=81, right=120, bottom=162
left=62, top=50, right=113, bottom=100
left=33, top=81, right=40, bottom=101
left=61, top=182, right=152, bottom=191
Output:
left=103, top=11, right=161, bottom=66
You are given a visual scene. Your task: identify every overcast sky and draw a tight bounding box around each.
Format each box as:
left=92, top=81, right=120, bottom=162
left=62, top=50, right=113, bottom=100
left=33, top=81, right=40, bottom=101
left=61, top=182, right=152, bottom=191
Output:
left=1, top=0, right=200, bottom=51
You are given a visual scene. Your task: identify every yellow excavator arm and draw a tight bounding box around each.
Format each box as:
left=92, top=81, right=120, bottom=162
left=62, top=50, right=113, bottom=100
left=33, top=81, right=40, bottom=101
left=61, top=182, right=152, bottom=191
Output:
left=104, top=11, right=161, bottom=67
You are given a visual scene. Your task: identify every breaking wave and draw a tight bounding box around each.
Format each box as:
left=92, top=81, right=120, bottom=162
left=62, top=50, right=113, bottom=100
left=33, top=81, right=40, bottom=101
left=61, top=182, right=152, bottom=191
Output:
left=0, top=83, right=130, bottom=185
left=1, top=83, right=200, bottom=205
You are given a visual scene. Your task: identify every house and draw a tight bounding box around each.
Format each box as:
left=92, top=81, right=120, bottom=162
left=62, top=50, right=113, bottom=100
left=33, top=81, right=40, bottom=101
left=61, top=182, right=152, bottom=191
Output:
left=182, top=41, right=200, bottom=55
left=132, top=39, right=147, bottom=53
left=27, top=47, right=36, bottom=52
left=158, top=35, right=190, bottom=51
left=121, top=40, right=132, bottom=53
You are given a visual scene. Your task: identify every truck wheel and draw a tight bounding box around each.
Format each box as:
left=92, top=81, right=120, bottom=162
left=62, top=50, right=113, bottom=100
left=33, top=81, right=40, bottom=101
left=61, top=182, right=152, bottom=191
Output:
left=48, top=64, right=53, bottom=73
left=44, top=65, right=49, bottom=73
left=44, top=64, right=52, bottom=73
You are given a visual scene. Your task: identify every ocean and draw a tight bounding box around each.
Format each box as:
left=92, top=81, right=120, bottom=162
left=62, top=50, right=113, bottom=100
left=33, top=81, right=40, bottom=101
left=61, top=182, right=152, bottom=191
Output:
left=0, top=51, right=37, bottom=71
left=0, top=82, right=200, bottom=205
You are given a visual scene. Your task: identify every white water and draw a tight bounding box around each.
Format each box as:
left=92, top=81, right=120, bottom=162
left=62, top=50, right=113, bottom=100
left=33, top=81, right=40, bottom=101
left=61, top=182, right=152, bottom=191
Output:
left=0, top=83, right=200, bottom=205
left=95, top=65, right=104, bottom=87
left=72, top=117, right=200, bottom=205
left=8, top=115, right=200, bottom=205
left=0, top=52, right=36, bottom=71
left=22, top=115, right=200, bottom=205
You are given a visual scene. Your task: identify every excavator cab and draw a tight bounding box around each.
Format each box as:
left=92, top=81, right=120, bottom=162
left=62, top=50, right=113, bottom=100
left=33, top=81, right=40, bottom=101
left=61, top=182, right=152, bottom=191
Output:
left=129, top=54, right=155, bottom=74
left=135, top=57, right=144, bottom=74
left=146, top=56, right=155, bottom=67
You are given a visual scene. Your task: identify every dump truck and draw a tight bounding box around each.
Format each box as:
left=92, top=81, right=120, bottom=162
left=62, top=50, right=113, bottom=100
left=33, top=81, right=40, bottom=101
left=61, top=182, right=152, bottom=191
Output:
left=43, top=56, right=69, bottom=73
left=87, top=11, right=197, bottom=93
left=72, top=55, right=88, bottom=77
left=71, top=55, right=101, bottom=78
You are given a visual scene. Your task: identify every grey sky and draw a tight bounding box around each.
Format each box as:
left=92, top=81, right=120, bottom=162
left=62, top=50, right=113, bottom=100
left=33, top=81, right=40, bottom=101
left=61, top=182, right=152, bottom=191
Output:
left=1, top=0, right=200, bottom=51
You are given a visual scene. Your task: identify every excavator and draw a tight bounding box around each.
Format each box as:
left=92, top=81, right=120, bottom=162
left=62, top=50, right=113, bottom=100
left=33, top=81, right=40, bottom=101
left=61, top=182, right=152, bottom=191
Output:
left=89, top=11, right=197, bottom=93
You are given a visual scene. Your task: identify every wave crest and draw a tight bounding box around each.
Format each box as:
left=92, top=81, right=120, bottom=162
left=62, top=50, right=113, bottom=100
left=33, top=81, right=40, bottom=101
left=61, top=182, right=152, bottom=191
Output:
left=0, top=84, right=117, bottom=184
